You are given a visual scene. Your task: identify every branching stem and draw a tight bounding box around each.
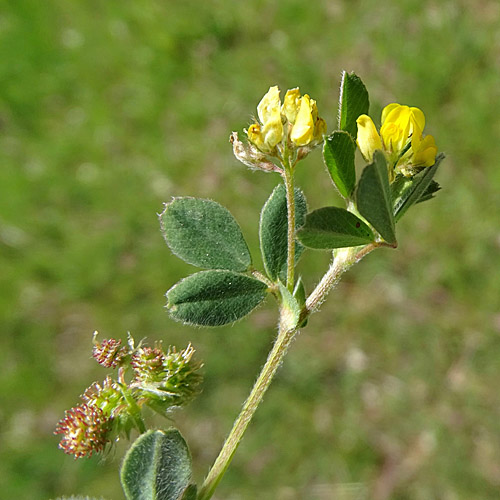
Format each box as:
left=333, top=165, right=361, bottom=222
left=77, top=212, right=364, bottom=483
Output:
left=198, top=241, right=381, bottom=500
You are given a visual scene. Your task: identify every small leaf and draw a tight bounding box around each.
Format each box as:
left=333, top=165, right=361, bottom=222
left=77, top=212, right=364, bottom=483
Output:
left=293, top=277, right=306, bottom=308
left=356, top=151, right=397, bottom=245
left=338, top=71, right=370, bottom=139
left=166, top=270, right=268, bottom=327
left=393, top=154, right=444, bottom=221
left=297, top=207, right=374, bottom=249
left=259, top=184, right=307, bottom=281
left=416, top=180, right=441, bottom=204
left=121, top=429, right=192, bottom=500
left=323, top=131, right=356, bottom=199
left=278, top=282, right=301, bottom=331
left=160, top=197, right=251, bottom=272
left=293, top=277, right=308, bottom=327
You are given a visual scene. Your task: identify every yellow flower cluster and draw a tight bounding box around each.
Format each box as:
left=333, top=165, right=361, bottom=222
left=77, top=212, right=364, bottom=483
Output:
left=356, top=103, right=437, bottom=177
left=247, top=86, right=326, bottom=154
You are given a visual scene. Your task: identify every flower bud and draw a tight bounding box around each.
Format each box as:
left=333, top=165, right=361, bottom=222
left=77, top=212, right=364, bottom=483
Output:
left=356, top=114, right=383, bottom=162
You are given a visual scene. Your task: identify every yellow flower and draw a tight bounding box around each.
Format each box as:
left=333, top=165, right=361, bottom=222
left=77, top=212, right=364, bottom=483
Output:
left=246, top=86, right=326, bottom=155
left=248, top=86, right=284, bottom=153
left=356, top=103, right=437, bottom=176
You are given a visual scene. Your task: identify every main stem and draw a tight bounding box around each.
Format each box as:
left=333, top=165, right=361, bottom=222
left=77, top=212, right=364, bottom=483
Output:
left=197, top=314, right=296, bottom=500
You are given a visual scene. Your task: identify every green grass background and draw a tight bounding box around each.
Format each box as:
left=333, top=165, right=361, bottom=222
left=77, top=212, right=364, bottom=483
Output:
left=1, top=0, right=499, bottom=499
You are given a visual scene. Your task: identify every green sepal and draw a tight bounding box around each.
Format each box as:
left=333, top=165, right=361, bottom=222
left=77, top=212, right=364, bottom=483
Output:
left=120, top=429, right=192, bottom=500
left=297, top=206, right=374, bottom=249
left=393, top=154, right=444, bottom=222
left=356, top=151, right=397, bottom=245
left=323, top=131, right=356, bottom=199
left=166, top=270, right=268, bottom=327
left=259, top=184, right=307, bottom=282
left=160, top=197, right=251, bottom=272
left=338, top=71, right=370, bottom=139
left=278, top=281, right=301, bottom=331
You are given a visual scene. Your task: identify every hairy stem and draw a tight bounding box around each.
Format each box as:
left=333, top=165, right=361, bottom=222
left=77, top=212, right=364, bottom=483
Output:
left=198, top=312, right=297, bottom=500
left=283, top=160, right=296, bottom=292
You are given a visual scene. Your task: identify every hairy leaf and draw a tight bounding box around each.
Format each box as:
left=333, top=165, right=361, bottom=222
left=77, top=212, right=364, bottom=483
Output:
left=297, top=206, right=374, bottom=249
left=166, top=270, right=268, bottom=327
left=160, top=197, right=251, bottom=271
left=323, top=131, right=356, bottom=199
left=259, top=184, right=307, bottom=281
left=121, top=429, right=192, bottom=500
left=393, top=154, right=444, bottom=221
left=356, top=151, right=396, bottom=245
left=338, top=71, right=370, bottom=139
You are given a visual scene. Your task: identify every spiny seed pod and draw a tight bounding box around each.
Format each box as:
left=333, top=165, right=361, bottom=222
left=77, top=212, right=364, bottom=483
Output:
left=161, top=344, right=203, bottom=404
left=54, top=403, right=111, bottom=458
left=131, top=346, right=166, bottom=383
left=92, top=331, right=129, bottom=368
left=131, top=343, right=203, bottom=411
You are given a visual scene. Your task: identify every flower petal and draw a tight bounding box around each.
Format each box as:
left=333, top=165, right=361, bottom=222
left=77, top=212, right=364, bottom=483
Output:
left=282, top=88, right=301, bottom=123
left=257, top=86, right=281, bottom=125
left=381, top=103, right=400, bottom=124
left=291, top=94, right=314, bottom=146
left=356, top=114, right=382, bottom=162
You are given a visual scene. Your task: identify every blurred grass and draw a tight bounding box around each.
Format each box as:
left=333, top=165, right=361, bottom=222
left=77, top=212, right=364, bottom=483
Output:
left=1, top=0, right=499, bottom=499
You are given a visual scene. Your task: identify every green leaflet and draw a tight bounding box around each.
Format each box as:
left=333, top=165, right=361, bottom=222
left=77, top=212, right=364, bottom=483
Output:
left=297, top=206, right=374, bottom=249
left=356, top=151, right=397, bottom=245
left=259, top=184, right=307, bottom=282
left=166, top=270, right=268, bottom=327
left=338, top=71, right=370, bottom=139
left=393, top=154, right=444, bottom=222
left=160, top=197, right=251, bottom=272
left=120, top=429, right=192, bottom=500
left=323, top=130, right=356, bottom=199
